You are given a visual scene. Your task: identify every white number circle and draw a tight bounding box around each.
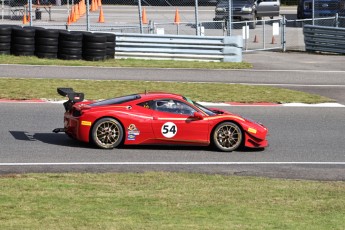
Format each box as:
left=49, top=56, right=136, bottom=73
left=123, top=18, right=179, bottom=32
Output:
left=161, top=122, right=177, bottom=138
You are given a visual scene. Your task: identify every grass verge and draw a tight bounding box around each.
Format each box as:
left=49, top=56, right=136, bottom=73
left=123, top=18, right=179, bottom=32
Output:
left=0, top=172, right=344, bottom=229
left=0, top=78, right=333, bottom=104
left=0, top=55, right=252, bottom=69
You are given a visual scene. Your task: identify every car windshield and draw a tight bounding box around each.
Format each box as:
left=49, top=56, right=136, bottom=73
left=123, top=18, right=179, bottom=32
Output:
left=218, top=0, right=253, bottom=5
left=183, top=97, right=216, bottom=116
left=90, top=94, right=141, bottom=107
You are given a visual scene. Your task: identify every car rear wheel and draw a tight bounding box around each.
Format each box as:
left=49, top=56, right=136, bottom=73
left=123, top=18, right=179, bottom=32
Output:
left=91, top=118, right=123, bottom=149
left=212, top=122, right=243, bottom=152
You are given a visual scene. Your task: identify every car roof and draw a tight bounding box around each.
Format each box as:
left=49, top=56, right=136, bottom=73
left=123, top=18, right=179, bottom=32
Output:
left=138, top=92, right=185, bottom=101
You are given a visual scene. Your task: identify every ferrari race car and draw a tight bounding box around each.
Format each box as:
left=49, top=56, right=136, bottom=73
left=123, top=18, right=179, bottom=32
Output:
left=53, top=88, right=268, bottom=152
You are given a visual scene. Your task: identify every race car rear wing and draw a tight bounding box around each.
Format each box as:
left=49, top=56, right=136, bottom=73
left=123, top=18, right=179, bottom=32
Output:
left=57, top=88, right=84, bottom=111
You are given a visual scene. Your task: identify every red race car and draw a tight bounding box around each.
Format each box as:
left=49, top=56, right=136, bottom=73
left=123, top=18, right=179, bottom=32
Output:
left=53, top=88, right=268, bottom=152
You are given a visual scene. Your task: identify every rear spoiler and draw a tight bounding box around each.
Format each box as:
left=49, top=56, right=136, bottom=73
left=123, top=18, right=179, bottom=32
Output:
left=57, top=88, right=84, bottom=111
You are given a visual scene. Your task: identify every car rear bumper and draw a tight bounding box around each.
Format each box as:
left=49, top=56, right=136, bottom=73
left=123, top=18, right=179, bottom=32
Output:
left=64, top=114, right=91, bottom=143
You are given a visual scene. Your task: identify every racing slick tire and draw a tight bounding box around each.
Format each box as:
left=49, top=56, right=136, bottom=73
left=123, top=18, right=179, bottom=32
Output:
left=212, top=121, right=243, bottom=152
left=91, top=118, right=124, bottom=149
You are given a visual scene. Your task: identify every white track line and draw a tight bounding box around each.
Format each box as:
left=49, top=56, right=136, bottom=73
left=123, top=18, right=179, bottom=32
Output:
left=0, top=162, right=345, bottom=166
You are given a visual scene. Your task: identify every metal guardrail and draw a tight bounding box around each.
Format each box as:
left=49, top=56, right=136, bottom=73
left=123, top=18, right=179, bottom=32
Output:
left=304, top=24, right=345, bottom=54
left=115, top=34, right=243, bottom=62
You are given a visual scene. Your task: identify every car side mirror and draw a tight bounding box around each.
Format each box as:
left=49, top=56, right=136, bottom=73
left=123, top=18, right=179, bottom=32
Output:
left=193, top=112, right=204, bottom=120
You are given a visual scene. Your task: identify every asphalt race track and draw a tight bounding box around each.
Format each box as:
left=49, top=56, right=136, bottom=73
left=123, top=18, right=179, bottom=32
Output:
left=1, top=52, right=345, bottom=180
left=1, top=103, right=344, bottom=180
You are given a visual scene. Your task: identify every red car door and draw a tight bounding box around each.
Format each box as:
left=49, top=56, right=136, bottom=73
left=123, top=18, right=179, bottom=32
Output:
left=150, top=99, right=210, bottom=144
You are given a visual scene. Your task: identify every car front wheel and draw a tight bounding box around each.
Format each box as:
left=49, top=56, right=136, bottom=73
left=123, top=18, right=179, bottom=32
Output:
left=91, top=118, right=123, bottom=149
left=212, top=122, right=243, bottom=152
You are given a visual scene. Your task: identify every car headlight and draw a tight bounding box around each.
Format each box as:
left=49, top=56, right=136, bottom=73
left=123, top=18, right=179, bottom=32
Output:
left=216, top=7, right=227, bottom=12
left=241, top=7, right=253, bottom=13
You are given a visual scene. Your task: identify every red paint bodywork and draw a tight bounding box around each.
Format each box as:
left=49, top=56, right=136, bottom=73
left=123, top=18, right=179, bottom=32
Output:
left=63, top=92, right=268, bottom=149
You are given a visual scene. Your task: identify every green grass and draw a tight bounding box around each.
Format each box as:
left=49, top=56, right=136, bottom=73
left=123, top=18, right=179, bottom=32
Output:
left=0, top=78, right=333, bottom=104
left=0, top=55, right=252, bottom=69
left=0, top=173, right=344, bottom=229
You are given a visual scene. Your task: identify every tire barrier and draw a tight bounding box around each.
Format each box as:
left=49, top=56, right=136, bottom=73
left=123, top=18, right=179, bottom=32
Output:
left=82, top=33, right=107, bottom=61
left=58, top=31, right=83, bottom=60
left=1, top=25, right=116, bottom=61
left=105, top=33, right=115, bottom=59
left=35, top=28, right=60, bottom=59
left=11, top=27, right=36, bottom=56
left=0, top=25, right=13, bottom=55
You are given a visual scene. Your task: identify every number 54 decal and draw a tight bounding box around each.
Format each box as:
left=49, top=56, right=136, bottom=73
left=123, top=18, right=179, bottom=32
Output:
left=161, top=122, right=177, bottom=138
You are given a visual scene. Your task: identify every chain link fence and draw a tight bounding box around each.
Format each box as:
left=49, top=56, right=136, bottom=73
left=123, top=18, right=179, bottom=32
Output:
left=0, top=0, right=344, bottom=51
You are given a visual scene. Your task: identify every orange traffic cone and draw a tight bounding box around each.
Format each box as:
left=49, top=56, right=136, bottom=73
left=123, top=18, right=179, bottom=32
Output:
left=81, top=1, right=85, bottom=15
left=67, top=14, right=71, bottom=25
left=27, top=12, right=30, bottom=22
left=174, top=8, right=180, bottom=24
left=253, top=35, right=259, bottom=43
left=91, top=0, right=96, bottom=11
left=271, top=36, right=276, bottom=44
left=72, top=6, right=77, bottom=22
left=23, top=12, right=27, bottom=24
left=74, top=5, right=80, bottom=20
left=98, top=6, right=104, bottom=23
left=142, top=7, right=148, bottom=24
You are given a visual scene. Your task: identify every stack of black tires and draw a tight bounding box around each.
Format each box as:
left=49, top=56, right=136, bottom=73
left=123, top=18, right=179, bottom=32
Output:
left=82, top=33, right=115, bottom=61
left=35, top=28, right=60, bottom=59
left=0, top=25, right=116, bottom=61
left=105, top=33, right=115, bottom=59
left=0, top=25, right=13, bottom=55
left=11, top=27, right=36, bottom=56
left=58, top=31, right=84, bottom=60
left=82, top=33, right=107, bottom=61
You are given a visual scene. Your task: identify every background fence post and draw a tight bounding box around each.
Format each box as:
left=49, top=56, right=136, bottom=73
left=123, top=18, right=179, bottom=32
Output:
left=138, top=0, right=143, bottom=34
left=282, top=16, right=286, bottom=52
left=194, top=0, right=199, bottom=36
left=86, top=0, right=90, bottom=31
left=335, top=13, right=339, bottom=27
left=1, top=0, right=4, bottom=21
left=227, top=0, right=232, bottom=36
left=29, top=0, right=32, bottom=26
